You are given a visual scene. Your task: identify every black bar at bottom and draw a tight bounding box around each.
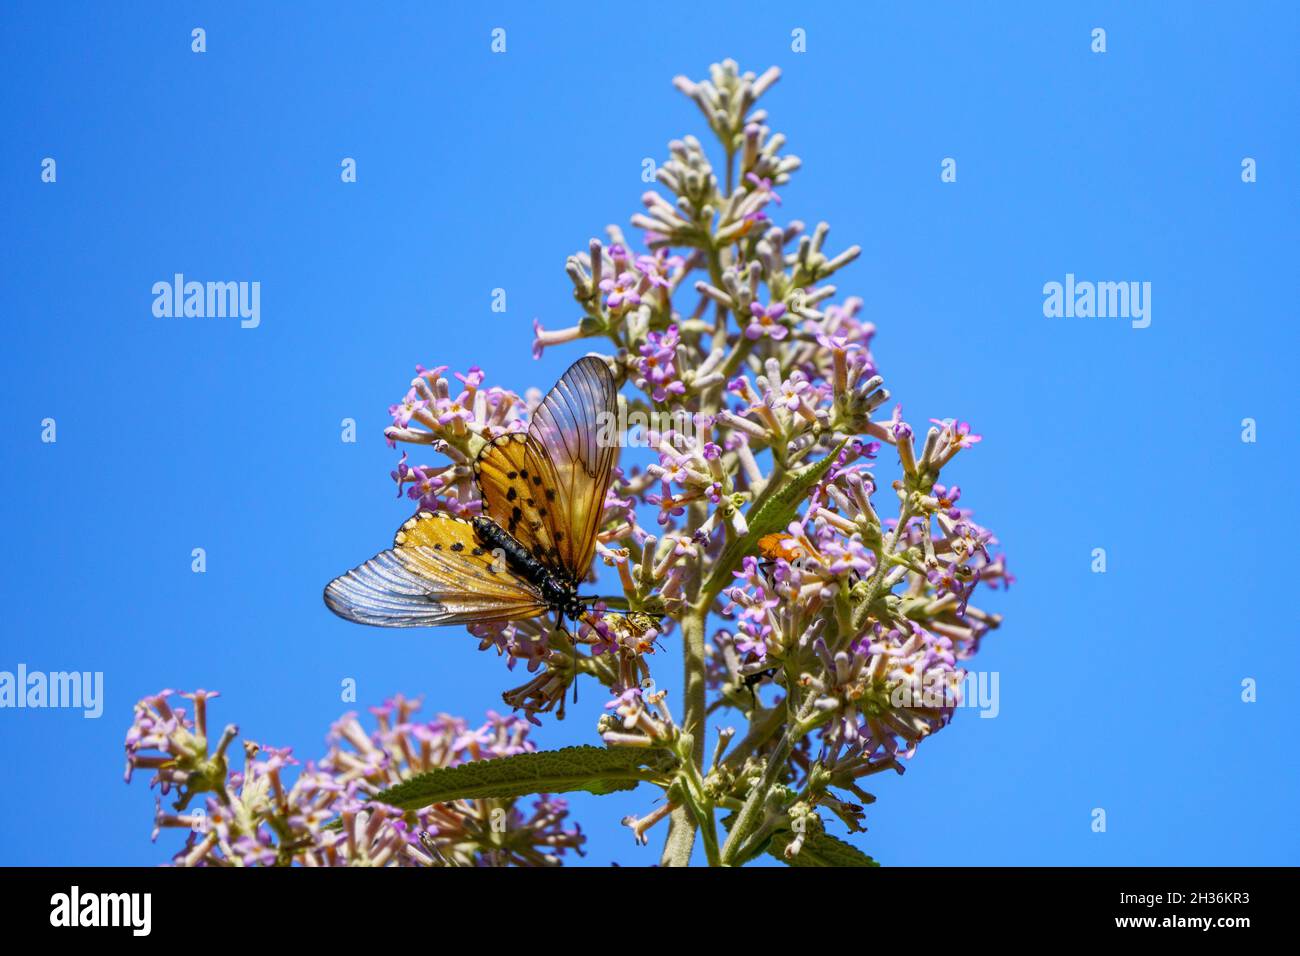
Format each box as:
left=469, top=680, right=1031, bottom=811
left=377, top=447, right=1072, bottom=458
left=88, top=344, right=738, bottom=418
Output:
left=0, top=865, right=1286, bottom=940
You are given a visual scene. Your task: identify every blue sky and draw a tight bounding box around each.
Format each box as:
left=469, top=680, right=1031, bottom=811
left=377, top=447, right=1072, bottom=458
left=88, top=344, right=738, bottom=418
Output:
left=1, top=2, right=1296, bottom=866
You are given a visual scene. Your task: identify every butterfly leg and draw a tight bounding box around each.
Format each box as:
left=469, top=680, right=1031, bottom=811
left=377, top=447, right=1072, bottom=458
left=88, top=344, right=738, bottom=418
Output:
left=552, top=609, right=584, bottom=708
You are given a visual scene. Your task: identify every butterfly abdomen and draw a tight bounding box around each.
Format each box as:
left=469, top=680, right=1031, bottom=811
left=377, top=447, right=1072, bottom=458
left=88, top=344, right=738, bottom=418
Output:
left=471, top=515, right=583, bottom=619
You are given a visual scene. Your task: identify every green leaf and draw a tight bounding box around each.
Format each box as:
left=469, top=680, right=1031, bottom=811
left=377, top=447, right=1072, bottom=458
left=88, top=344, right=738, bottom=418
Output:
left=704, top=439, right=848, bottom=602
left=371, top=745, right=659, bottom=810
left=766, top=829, right=880, bottom=867
left=721, top=811, right=879, bottom=867
left=747, top=439, right=847, bottom=540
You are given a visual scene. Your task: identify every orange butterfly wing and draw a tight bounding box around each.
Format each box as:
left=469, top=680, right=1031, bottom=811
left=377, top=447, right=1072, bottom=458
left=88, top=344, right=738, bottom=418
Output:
left=323, top=512, right=548, bottom=628
left=474, top=356, right=618, bottom=583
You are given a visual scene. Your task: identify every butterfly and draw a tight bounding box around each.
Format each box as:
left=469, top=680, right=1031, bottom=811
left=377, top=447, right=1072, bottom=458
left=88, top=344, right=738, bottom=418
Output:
left=324, top=356, right=638, bottom=643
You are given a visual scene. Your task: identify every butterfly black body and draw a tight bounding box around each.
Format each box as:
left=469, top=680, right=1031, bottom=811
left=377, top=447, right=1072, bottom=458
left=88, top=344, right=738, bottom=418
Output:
left=470, top=515, right=586, bottom=620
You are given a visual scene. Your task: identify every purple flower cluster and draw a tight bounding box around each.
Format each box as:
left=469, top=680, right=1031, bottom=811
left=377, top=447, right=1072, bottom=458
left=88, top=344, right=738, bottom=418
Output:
left=385, top=365, right=527, bottom=514
left=125, top=690, right=582, bottom=866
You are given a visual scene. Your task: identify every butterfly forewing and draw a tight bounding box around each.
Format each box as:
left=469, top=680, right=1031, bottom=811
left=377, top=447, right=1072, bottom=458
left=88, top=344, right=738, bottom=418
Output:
left=474, top=432, right=564, bottom=568
left=324, top=512, right=548, bottom=628
left=474, top=356, right=618, bottom=582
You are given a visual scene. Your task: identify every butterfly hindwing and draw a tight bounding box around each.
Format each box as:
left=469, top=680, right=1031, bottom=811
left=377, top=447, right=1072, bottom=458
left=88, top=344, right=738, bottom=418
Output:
left=474, top=356, right=618, bottom=583
left=323, top=512, right=548, bottom=628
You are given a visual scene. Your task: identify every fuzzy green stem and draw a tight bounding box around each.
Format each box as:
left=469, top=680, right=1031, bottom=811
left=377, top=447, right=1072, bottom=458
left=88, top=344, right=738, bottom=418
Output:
left=720, top=727, right=793, bottom=865
left=719, top=690, right=814, bottom=865
left=661, top=593, right=711, bottom=865
left=660, top=811, right=696, bottom=866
